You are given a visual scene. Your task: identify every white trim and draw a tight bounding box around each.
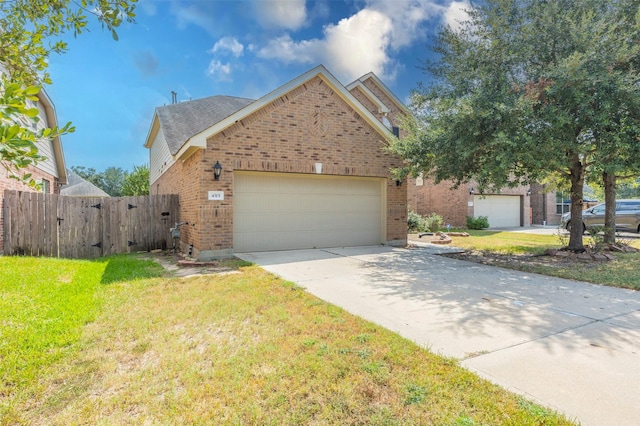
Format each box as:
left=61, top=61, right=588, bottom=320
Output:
left=352, top=72, right=408, bottom=114
left=37, top=89, right=67, bottom=184
left=345, top=81, right=390, bottom=114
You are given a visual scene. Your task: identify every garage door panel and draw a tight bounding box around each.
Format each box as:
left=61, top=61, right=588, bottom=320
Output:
left=473, top=195, right=521, bottom=228
left=234, top=172, right=383, bottom=252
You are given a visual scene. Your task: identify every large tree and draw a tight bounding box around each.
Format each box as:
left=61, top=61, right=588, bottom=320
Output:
left=391, top=0, right=640, bottom=252
left=0, top=0, right=137, bottom=186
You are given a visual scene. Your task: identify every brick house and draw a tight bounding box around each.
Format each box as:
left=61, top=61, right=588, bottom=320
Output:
left=408, top=177, right=533, bottom=228
left=0, top=88, right=67, bottom=253
left=144, top=65, right=407, bottom=259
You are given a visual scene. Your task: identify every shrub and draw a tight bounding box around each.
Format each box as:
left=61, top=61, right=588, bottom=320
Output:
left=466, top=215, right=490, bottom=230
left=408, top=211, right=423, bottom=232
left=408, top=211, right=445, bottom=233
left=423, top=212, right=444, bottom=232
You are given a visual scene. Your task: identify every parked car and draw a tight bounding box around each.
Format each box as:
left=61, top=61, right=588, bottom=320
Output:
left=561, top=199, right=640, bottom=233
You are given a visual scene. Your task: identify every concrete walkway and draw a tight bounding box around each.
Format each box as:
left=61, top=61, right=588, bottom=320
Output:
left=238, top=245, right=640, bottom=426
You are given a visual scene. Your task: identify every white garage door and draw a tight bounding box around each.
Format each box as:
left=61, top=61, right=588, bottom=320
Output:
left=473, top=195, right=521, bottom=228
left=234, top=172, right=384, bottom=252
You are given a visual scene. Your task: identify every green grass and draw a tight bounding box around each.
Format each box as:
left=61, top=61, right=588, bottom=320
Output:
left=1, top=256, right=574, bottom=425
left=0, top=255, right=164, bottom=422
left=440, top=230, right=640, bottom=290
left=447, top=230, right=566, bottom=254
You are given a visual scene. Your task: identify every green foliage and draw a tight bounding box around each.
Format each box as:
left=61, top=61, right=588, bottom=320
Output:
left=391, top=0, right=640, bottom=252
left=0, top=78, right=74, bottom=187
left=0, top=0, right=137, bottom=184
left=466, top=216, right=490, bottom=230
left=408, top=211, right=424, bottom=232
left=71, top=165, right=126, bottom=196
left=424, top=212, right=444, bottom=232
left=122, top=164, right=150, bottom=196
left=408, top=211, right=444, bottom=232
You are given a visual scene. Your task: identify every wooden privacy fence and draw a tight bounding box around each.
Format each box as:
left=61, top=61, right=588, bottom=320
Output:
left=3, top=190, right=179, bottom=259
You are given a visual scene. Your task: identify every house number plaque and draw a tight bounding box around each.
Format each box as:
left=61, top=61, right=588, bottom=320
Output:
left=208, top=191, right=224, bottom=201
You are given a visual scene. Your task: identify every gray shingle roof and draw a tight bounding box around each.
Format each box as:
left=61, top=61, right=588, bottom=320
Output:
left=61, top=169, right=110, bottom=197
left=156, top=95, right=255, bottom=155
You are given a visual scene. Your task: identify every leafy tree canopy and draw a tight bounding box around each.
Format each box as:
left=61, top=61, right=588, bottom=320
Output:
left=71, top=165, right=126, bottom=197
left=122, top=164, right=149, bottom=196
left=391, top=0, right=640, bottom=251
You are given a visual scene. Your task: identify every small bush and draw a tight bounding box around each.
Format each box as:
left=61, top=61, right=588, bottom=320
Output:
left=423, top=213, right=444, bottom=232
left=466, top=216, right=490, bottom=230
left=408, top=211, right=423, bottom=232
left=408, top=211, right=445, bottom=232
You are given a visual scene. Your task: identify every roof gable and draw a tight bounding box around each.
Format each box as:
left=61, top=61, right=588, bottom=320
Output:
left=349, top=72, right=407, bottom=115
left=147, top=65, right=397, bottom=162
left=61, top=169, right=109, bottom=197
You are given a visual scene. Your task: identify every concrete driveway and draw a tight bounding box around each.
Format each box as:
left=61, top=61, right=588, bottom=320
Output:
left=238, top=245, right=640, bottom=426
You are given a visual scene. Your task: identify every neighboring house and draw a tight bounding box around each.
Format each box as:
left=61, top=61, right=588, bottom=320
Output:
left=408, top=177, right=532, bottom=228
left=0, top=88, right=67, bottom=253
left=144, top=65, right=407, bottom=259
left=60, top=169, right=109, bottom=197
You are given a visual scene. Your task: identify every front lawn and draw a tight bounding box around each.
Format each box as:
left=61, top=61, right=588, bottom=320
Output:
left=1, top=255, right=574, bottom=425
left=411, top=230, right=640, bottom=290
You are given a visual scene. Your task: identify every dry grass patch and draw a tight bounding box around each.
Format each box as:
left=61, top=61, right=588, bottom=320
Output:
left=9, top=264, right=574, bottom=425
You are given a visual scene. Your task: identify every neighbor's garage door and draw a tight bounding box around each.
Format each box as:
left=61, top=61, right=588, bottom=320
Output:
left=473, top=195, right=521, bottom=228
left=234, top=172, right=384, bottom=252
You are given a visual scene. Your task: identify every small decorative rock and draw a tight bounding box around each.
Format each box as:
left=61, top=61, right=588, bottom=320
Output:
left=431, top=232, right=453, bottom=245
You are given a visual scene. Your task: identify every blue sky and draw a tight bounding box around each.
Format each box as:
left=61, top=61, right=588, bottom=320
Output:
left=46, top=0, right=470, bottom=172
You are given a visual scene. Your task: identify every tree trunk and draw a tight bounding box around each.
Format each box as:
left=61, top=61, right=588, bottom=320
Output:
left=603, top=171, right=617, bottom=245
left=567, top=158, right=586, bottom=252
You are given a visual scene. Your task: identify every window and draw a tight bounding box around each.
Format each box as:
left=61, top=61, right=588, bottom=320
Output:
left=392, top=126, right=400, bottom=137
left=619, top=201, right=640, bottom=211
left=556, top=192, right=570, bottom=215
left=41, top=179, right=50, bottom=194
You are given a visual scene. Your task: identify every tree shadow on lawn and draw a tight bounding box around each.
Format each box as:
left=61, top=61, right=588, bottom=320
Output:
left=99, top=255, right=165, bottom=284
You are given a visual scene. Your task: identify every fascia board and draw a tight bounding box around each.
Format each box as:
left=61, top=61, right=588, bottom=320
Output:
left=345, top=81, right=390, bottom=114
left=357, top=72, right=409, bottom=114
left=144, top=113, right=160, bottom=148
left=38, top=89, right=68, bottom=184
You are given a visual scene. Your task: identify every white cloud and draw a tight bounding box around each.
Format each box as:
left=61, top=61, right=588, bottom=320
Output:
left=255, top=1, right=471, bottom=83
left=254, top=0, right=307, bottom=30
left=444, top=1, right=472, bottom=32
left=323, top=9, right=394, bottom=81
left=364, top=0, right=441, bottom=49
left=206, top=60, right=233, bottom=81
left=210, top=37, right=244, bottom=58
left=258, top=9, right=394, bottom=82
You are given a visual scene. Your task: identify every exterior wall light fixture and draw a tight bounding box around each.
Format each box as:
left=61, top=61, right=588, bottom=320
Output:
left=213, top=161, right=222, bottom=180
left=469, top=187, right=475, bottom=195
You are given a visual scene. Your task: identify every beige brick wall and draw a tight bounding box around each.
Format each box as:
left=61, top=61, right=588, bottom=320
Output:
left=155, top=76, right=407, bottom=256
left=0, top=166, right=60, bottom=253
